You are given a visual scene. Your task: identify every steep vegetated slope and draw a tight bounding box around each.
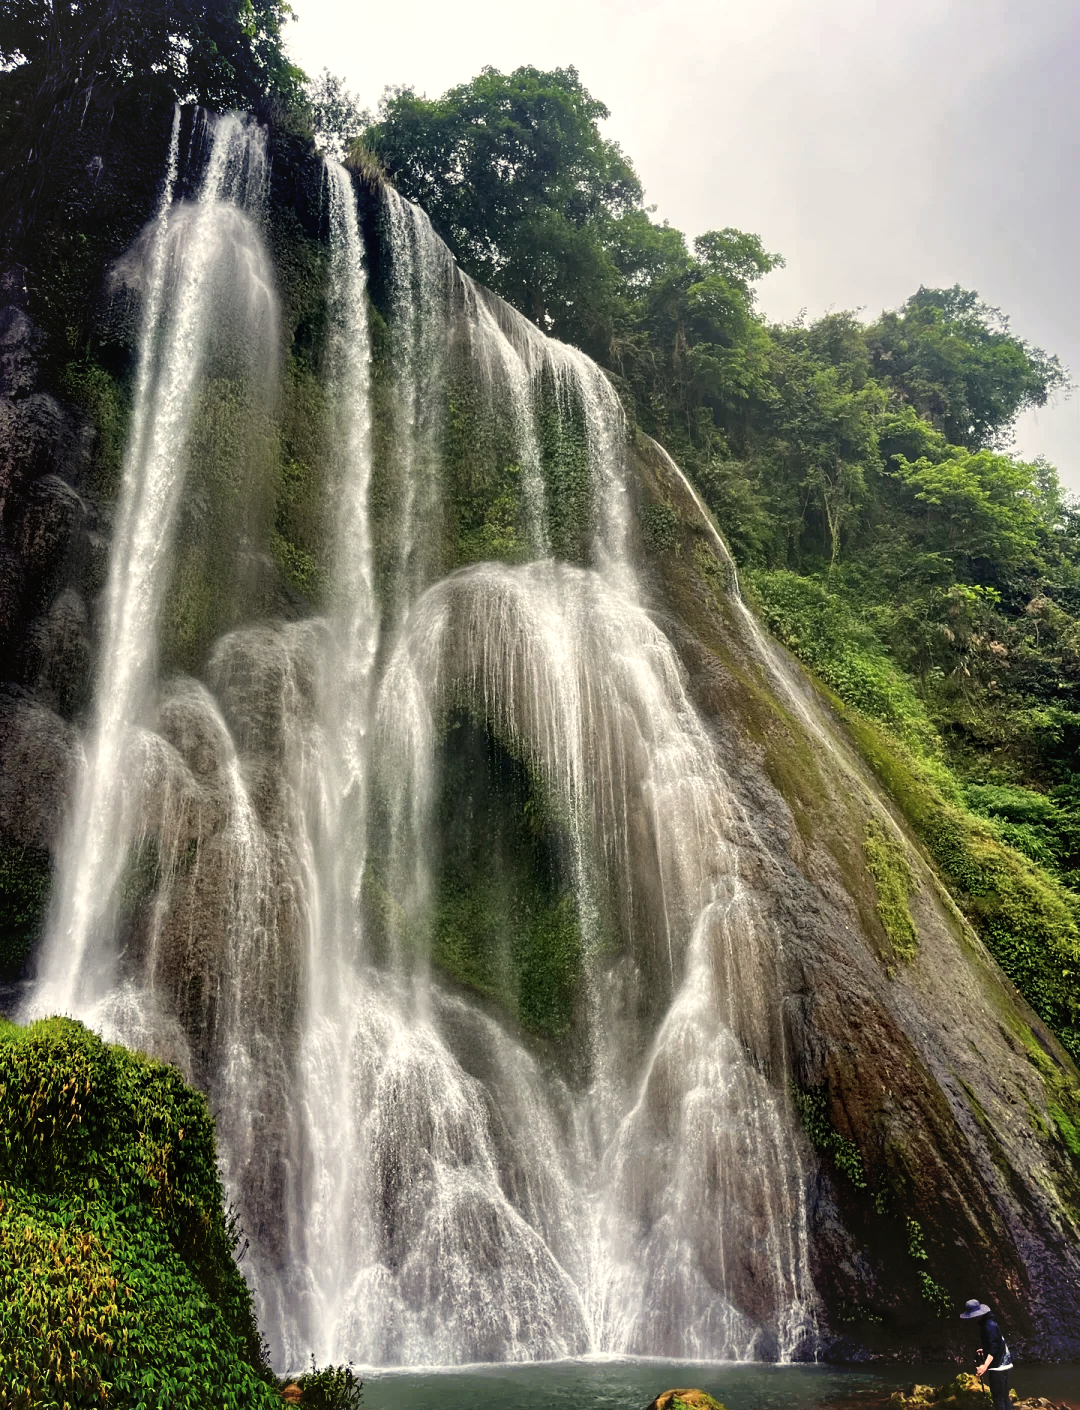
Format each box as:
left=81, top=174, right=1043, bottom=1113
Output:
left=0, top=40, right=1077, bottom=1377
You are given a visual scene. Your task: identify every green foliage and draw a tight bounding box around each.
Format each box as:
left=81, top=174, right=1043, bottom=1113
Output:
left=364, top=65, right=646, bottom=355
left=1016, top=1034, right=1080, bottom=1161
left=306, top=69, right=370, bottom=162
left=904, top=1218, right=951, bottom=1313
left=294, top=1354, right=363, bottom=1408
left=891, top=444, right=1056, bottom=571
left=0, top=839, right=50, bottom=980
left=641, top=501, right=679, bottom=553
left=749, top=571, right=938, bottom=753
left=905, top=1214, right=928, bottom=1261
left=0, top=0, right=305, bottom=113
left=867, top=286, right=1069, bottom=450
left=60, top=358, right=129, bottom=500
left=863, top=819, right=918, bottom=962
left=962, top=782, right=1080, bottom=880
left=790, top=1084, right=867, bottom=1188
left=0, top=1018, right=278, bottom=1408
left=918, top=1270, right=953, bottom=1315
left=0, top=0, right=306, bottom=246
left=844, top=714, right=1080, bottom=1062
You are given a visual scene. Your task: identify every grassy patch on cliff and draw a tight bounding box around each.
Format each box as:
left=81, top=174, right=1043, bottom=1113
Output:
left=863, top=818, right=918, bottom=963
left=846, top=711, right=1080, bottom=1063
left=747, top=566, right=1080, bottom=1065
left=0, top=1017, right=280, bottom=1409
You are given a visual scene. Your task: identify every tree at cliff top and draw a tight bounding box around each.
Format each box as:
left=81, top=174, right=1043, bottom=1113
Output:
left=363, top=66, right=648, bottom=354
left=0, top=0, right=303, bottom=109
left=0, top=0, right=305, bottom=234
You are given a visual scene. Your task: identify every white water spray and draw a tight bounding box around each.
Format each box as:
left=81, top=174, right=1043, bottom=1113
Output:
left=31, top=112, right=276, bottom=1017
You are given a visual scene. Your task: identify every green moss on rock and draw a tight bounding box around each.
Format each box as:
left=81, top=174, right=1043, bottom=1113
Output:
left=60, top=357, right=130, bottom=500
left=407, top=713, right=588, bottom=1039
left=0, top=839, right=51, bottom=981
left=864, top=817, right=918, bottom=963
left=844, top=711, right=1080, bottom=1062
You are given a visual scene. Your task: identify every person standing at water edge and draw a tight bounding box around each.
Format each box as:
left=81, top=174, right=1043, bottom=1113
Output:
left=960, top=1298, right=1012, bottom=1410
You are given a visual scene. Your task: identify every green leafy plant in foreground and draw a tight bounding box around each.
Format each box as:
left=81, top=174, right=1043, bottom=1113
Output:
left=0, top=1017, right=280, bottom=1409
left=294, top=1354, right=363, bottom=1408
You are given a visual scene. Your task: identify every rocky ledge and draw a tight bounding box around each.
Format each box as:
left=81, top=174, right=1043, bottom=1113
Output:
left=643, top=1393, right=727, bottom=1410
left=820, top=1372, right=1079, bottom=1410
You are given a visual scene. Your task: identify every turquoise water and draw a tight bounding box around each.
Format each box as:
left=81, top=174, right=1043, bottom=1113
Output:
left=357, top=1357, right=1079, bottom=1409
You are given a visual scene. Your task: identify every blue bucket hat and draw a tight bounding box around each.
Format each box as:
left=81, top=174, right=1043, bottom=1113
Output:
left=960, top=1299, right=991, bottom=1319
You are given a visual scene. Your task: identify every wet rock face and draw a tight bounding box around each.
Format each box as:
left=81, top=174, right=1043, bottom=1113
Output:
left=0, top=686, right=79, bottom=852
left=0, top=394, right=69, bottom=516
left=16, top=474, right=89, bottom=592
left=0, top=305, right=44, bottom=398
left=0, top=301, right=98, bottom=699
left=22, top=589, right=92, bottom=718
left=640, top=436, right=1080, bottom=1361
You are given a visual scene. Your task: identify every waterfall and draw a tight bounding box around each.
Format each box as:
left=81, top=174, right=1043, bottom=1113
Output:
left=30, top=110, right=277, bottom=1017
left=281, top=159, right=382, bottom=1361
left=28, top=133, right=820, bottom=1370
left=382, top=187, right=454, bottom=618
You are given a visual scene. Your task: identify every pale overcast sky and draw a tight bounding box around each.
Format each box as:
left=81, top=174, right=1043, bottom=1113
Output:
left=287, top=0, right=1079, bottom=486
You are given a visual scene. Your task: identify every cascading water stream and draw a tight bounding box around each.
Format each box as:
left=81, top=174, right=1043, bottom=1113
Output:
left=278, top=159, right=382, bottom=1362
left=382, top=187, right=454, bottom=618
left=30, top=111, right=276, bottom=1017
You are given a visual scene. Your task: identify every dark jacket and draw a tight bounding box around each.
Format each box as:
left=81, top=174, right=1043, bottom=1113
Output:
left=980, top=1314, right=1012, bottom=1370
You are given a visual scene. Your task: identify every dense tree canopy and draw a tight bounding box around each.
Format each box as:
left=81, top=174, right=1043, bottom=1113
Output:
left=0, top=0, right=304, bottom=235
left=867, top=286, right=1068, bottom=450
left=0, top=0, right=303, bottom=110
left=363, top=66, right=646, bottom=351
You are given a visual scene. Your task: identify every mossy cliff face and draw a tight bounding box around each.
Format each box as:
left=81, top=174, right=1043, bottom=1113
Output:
left=0, top=96, right=1077, bottom=1364
left=631, top=432, right=1080, bottom=1358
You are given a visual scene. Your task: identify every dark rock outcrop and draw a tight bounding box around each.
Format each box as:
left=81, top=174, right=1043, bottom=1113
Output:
left=0, top=685, right=79, bottom=851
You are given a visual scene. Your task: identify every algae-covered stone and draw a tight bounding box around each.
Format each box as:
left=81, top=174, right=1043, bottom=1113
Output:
left=891, top=1374, right=992, bottom=1408
left=644, top=1391, right=728, bottom=1410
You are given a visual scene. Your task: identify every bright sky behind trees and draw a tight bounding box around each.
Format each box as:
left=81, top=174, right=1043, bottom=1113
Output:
left=286, top=0, right=1078, bottom=484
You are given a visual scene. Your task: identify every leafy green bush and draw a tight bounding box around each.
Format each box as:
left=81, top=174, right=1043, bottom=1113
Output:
left=295, top=1354, right=363, bottom=1408
left=749, top=570, right=938, bottom=754
left=0, top=1018, right=279, bottom=1409
left=962, top=781, right=1080, bottom=881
